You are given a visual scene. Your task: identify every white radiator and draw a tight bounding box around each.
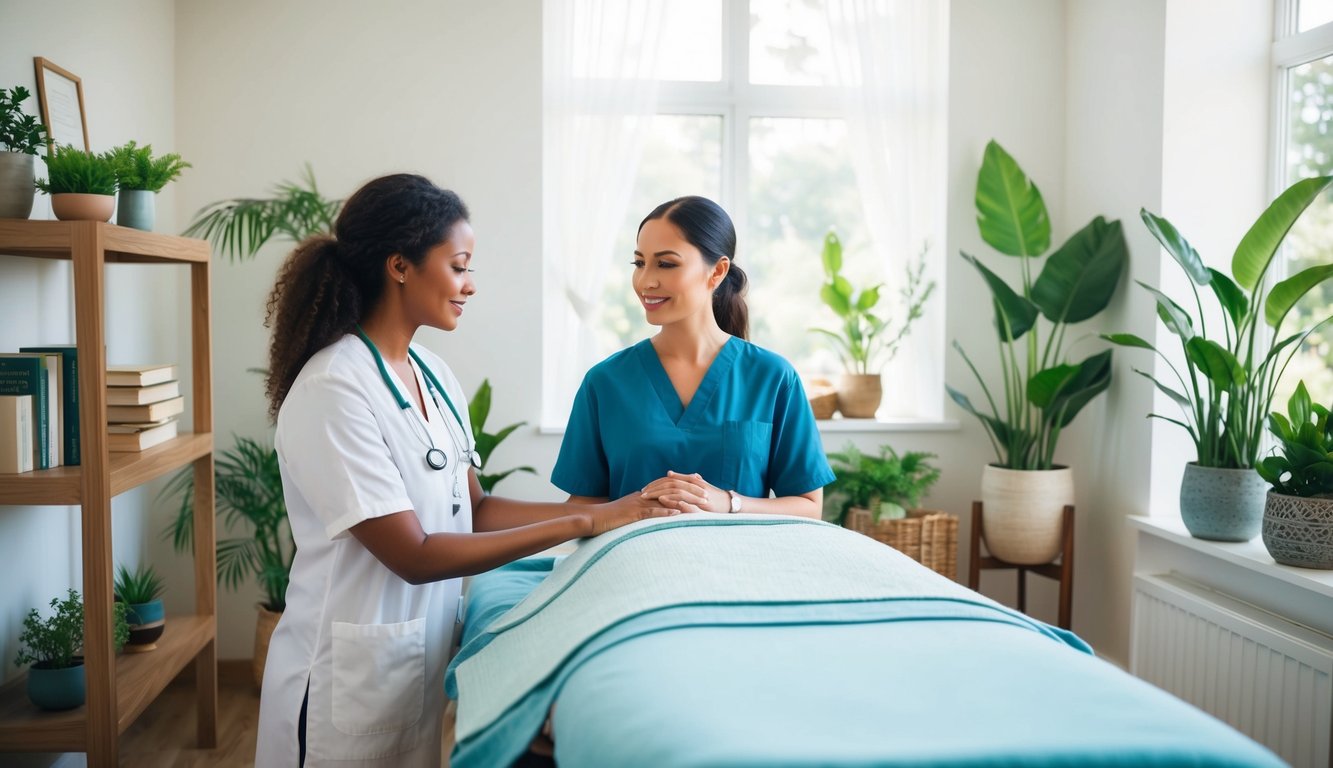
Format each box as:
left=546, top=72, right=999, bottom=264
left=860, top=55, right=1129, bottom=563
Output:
left=1132, top=573, right=1333, bottom=768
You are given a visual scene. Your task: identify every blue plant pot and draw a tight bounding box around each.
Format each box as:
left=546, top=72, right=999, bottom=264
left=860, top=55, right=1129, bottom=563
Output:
left=116, top=189, right=155, bottom=231
left=27, top=659, right=85, bottom=711
left=1179, top=462, right=1267, bottom=542
left=125, top=598, right=165, bottom=651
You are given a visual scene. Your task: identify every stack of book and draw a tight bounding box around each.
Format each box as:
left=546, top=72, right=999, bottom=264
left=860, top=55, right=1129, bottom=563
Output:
left=106, top=364, right=183, bottom=452
left=0, top=347, right=76, bottom=474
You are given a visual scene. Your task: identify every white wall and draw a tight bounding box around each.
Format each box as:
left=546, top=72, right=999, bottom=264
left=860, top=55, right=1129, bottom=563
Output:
left=0, top=1, right=180, bottom=764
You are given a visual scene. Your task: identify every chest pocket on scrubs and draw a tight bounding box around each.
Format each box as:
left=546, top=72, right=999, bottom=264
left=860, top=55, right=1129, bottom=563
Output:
left=720, top=420, right=772, bottom=495
left=331, top=618, right=426, bottom=735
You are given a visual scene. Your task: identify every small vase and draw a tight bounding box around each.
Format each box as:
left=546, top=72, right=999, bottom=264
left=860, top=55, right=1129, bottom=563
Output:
left=1179, top=463, right=1266, bottom=542
left=0, top=152, right=35, bottom=219
left=1262, top=491, right=1333, bottom=569
left=116, top=189, right=155, bottom=231
left=26, top=659, right=85, bottom=711
left=837, top=373, right=882, bottom=418
left=124, top=598, right=165, bottom=651
left=51, top=193, right=114, bottom=222
left=980, top=464, right=1074, bottom=565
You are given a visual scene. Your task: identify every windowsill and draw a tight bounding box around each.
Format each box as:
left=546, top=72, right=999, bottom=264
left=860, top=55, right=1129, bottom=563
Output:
left=1128, top=515, right=1333, bottom=600
left=537, top=418, right=960, bottom=436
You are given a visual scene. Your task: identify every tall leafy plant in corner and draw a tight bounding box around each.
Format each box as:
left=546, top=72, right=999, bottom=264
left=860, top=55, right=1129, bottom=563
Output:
left=183, top=164, right=341, bottom=262
left=946, top=141, right=1129, bottom=470
left=1104, top=176, right=1333, bottom=469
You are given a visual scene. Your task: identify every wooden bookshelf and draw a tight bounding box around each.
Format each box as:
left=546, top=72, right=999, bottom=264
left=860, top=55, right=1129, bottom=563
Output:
left=0, top=220, right=217, bottom=766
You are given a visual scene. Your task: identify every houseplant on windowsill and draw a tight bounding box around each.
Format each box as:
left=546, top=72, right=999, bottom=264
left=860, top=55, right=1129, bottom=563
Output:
left=809, top=231, right=935, bottom=418
left=35, top=144, right=118, bottom=222
left=946, top=140, right=1128, bottom=565
left=0, top=85, right=50, bottom=219
left=13, top=589, right=128, bottom=711
left=826, top=443, right=954, bottom=576
left=1104, top=175, right=1333, bottom=541
left=108, top=140, right=190, bottom=231
left=115, top=563, right=167, bottom=652
left=1255, top=381, right=1333, bottom=568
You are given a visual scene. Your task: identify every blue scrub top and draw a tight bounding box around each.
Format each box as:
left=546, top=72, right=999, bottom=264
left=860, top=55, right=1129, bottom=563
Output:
left=552, top=337, right=835, bottom=500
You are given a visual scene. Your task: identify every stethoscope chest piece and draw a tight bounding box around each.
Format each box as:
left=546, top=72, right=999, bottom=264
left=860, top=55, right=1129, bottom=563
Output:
left=426, top=447, right=448, bottom=471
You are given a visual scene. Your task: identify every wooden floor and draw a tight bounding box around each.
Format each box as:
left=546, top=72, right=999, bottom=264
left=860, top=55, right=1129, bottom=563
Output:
left=118, top=662, right=456, bottom=766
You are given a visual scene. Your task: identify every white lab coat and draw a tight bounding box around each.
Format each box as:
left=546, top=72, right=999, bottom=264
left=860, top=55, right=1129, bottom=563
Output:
left=255, top=334, right=474, bottom=767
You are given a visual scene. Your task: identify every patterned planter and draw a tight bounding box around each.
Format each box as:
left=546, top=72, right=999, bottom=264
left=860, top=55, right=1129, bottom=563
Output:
left=124, top=598, right=165, bottom=652
left=979, top=464, right=1073, bottom=565
left=1179, top=463, right=1267, bottom=542
left=1262, top=491, right=1333, bottom=569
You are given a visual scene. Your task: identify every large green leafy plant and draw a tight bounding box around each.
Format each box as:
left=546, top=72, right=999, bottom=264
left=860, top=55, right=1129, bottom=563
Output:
left=469, top=378, right=536, bottom=493
left=1104, top=176, right=1333, bottom=469
left=947, top=140, right=1128, bottom=470
left=164, top=437, right=293, bottom=612
left=0, top=86, right=49, bottom=154
left=1257, top=381, right=1333, bottom=498
left=810, top=232, right=935, bottom=375
left=13, top=590, right=128, bottom=670
left=184, top=165, right=341, bottom=262
left=826, top=444, right=941, bottom=524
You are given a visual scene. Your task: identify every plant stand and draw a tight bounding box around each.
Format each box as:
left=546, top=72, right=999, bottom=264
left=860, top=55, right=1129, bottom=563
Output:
left=967, top=501, right=1074, bottom=630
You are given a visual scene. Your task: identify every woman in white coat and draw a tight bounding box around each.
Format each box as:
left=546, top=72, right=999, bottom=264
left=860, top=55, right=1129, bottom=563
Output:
left=253, top=174, right=675, bottom=767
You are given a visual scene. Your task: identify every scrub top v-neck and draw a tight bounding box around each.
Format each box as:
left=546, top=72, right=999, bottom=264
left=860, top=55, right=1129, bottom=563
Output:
left=552, top=336, right=834, bottom=501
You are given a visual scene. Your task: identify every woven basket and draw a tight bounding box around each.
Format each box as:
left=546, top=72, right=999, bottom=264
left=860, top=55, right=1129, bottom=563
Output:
left=845, top=507, right=958, bottom=579
left=809, top=391, right=838, bottom=420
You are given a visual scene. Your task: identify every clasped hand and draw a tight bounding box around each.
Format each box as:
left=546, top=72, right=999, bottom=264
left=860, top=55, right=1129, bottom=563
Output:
left=640, top=470, right=727, bottom=514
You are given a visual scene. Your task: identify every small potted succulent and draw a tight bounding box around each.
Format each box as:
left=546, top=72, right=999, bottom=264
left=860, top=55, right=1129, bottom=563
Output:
left=115, top=563, right=167, bottom=651
left=0, top=85, right=50, bottom=219
left=1256, top=381, right=1333, bottom=569
left=35, top=144, right=118, bottom=221
left=108, top=140, right=190, bottom=231
left=13, top=589, right=129, bottom=711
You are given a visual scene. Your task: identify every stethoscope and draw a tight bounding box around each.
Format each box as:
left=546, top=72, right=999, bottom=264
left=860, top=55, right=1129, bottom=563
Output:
left=356, top=326, right=478, bottom=473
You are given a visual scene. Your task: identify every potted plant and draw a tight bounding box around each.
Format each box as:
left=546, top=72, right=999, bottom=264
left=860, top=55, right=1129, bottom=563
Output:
left=946, top=140, right=1128, bottom=565
left=1255, top=381, right=1333, bottom=568
left=183, top=164, right=341, bottom=262
left=34, top=144, right=118, bottom=222
left=826, top=443, right=954, bottom=576
left=810, top=232, right=935, bottom=418
left=469, top=378, right=537, bottom=492
left=1104, top=175, right=1333, bottom=541
left=13, top=589, right=128, bottom=711
left=0, top=85, right=50, bottom=219
left=115, top=563, right=167, bottom=651
left=107, top=140, right=190, bottom=231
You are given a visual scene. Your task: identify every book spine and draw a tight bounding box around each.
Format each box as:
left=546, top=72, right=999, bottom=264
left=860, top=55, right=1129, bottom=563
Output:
left=20, top=348, right=80, bottom=465
left=0, top=359, right=49, bottom=470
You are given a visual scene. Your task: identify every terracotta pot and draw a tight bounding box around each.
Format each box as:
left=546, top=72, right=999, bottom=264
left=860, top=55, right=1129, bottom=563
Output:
left=1179, top=463, right=1266, bottom=542
left=837, top=373, right=882, bottom=418
left=1262, top=490, right=1333, bottom=569
left=979, top=464, right=1073, bottom=565
left=51, top=193, right=114, bottom=222
left=252, top=604, right=282, bottom=690
left=0, top=152, right=35, bottom=219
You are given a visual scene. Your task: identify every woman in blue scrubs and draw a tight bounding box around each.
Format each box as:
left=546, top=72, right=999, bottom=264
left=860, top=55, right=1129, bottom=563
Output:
left=552, top=196, right=834, bottom=517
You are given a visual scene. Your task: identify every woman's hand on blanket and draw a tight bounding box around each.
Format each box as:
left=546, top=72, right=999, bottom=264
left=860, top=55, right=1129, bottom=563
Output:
left=585, top=493, right=679, bottom=536
left=640, top=471, right=726, bottom=514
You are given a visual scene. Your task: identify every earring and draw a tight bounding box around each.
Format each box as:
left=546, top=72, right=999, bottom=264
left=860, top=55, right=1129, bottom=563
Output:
left=399, top=276, right=406, bottom=284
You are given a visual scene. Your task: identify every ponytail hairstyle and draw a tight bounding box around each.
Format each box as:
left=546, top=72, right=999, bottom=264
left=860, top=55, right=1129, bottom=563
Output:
left=638, top=195, right=748, bottom=339
left=264, top=174, right=470, bottom=421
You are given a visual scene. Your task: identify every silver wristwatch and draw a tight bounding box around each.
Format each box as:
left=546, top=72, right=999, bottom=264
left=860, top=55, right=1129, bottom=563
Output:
left=727, top=489, right=742, bottom=514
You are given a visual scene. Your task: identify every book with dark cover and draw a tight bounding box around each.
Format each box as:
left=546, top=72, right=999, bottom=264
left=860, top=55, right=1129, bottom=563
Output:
left=21, top=345, right=80, bottom=466
left=0, top=354, right=49, bottom=469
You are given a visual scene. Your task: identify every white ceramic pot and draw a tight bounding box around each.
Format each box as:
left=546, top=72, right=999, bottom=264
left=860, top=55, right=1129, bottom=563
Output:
left=980, top=464, right=1074, bottom=565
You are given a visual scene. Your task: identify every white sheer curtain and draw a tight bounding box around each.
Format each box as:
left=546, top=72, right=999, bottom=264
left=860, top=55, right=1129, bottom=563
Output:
left=827, top=0, right=949, bottom=419
left=542, top=0, right=667, bottom=428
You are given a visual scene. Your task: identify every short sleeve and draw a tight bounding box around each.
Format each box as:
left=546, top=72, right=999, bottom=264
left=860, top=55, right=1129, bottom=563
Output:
left=767, top=371, right=836, bottom=497
left=277, top=373, right=414, bottom=540
left=550, top=376, right=610, bottom=497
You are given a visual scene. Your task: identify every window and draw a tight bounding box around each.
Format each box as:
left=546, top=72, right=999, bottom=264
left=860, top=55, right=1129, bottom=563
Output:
left=542, top=0, right=947, bottom=428
left=1274, top=3, right=1333, bottom=407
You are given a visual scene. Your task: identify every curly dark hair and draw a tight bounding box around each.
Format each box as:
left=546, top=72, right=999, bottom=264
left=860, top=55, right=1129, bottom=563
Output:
left=263, top=174, right=470, bottom=421
left=639, top=196, right=748, bottom=340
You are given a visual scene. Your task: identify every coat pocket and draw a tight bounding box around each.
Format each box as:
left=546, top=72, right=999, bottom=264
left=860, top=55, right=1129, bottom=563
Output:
left=331, top=618, right=426, bottom=735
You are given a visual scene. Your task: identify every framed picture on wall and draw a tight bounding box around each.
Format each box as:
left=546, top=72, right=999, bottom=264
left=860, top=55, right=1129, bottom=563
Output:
left=33, top=57, right=89, bottom=151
